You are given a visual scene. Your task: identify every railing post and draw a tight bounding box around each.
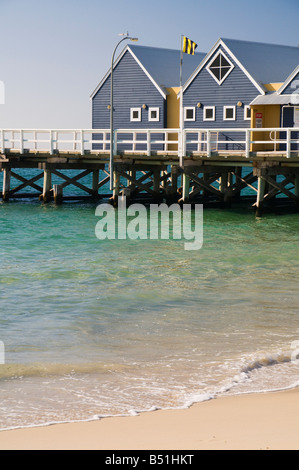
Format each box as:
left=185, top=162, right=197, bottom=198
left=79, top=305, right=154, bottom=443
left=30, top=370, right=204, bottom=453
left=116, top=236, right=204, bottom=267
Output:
left=81, top=130, right=84, bottom=155
left=147, top=130, right=151, bottom=156
left=0, top=130, right=4, bottom=153
left=183, top=129, right=186, bottom=159
left=50, top=130, right=53, bottom=155
left=245, top=129, right=250, bottom=158
left=34, top=130, right=37, bottom=151
left=207, top=129, right=211, bottom=157
left=178, top=128, right=183, bottom=167
left=287, top=128, right=291, bottom=158
left=72, top=131, right=76, bottom=151
left=20, top=129, right=24, bottom=154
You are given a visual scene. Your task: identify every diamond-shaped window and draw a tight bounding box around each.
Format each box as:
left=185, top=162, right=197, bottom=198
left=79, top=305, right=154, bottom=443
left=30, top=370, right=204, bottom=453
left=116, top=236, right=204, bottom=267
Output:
left=207, top=51, right=234, bottom=85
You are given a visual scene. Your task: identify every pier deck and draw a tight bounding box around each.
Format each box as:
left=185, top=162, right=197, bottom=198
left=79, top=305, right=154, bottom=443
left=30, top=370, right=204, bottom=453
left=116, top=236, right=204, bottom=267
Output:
left=1, top=127, right=299, bottom=214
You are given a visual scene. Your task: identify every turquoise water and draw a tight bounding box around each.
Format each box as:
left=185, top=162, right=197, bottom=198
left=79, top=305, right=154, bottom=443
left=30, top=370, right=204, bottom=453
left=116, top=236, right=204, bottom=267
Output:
left=0, top=196, right=299, bottom=430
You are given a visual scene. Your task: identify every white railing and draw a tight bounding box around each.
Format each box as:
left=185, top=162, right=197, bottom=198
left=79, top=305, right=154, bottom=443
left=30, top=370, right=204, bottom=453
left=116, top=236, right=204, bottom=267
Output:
left=0, top=127, right=299, bottom=158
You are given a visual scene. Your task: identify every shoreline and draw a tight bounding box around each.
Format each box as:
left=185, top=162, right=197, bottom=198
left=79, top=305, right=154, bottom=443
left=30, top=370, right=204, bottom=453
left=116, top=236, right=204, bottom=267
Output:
left=1, top=388, right=299, bottom=450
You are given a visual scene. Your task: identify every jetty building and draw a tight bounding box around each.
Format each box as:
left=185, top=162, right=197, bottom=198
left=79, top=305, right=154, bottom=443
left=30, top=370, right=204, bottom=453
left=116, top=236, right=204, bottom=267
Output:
left=1, top=37, right=299, bottom=213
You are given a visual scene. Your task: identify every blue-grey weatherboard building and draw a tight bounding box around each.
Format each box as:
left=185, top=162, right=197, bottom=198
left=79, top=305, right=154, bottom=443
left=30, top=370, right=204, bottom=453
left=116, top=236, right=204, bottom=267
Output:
left=91, top=38, right=299, bottom=151
left=91, top=44, right=206, bottom=130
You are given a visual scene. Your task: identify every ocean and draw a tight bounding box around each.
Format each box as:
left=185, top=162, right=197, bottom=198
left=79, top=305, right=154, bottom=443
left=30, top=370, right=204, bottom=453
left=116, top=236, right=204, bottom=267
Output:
left=0, top=170, right=299, bottom=431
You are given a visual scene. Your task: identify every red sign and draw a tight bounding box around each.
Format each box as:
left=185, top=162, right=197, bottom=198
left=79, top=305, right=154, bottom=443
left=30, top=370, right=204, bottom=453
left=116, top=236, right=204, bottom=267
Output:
left=256, top=113, right=263, bottom=118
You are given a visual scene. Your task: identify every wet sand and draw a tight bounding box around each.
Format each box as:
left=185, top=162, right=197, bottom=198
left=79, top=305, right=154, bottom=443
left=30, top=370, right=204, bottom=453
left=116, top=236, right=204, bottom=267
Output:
left=1, top=388, right=299, bottom=450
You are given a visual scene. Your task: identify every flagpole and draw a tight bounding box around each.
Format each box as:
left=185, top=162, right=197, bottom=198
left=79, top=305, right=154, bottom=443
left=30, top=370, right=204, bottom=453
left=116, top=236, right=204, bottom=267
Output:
left=179, top=35, right=184, bottom=167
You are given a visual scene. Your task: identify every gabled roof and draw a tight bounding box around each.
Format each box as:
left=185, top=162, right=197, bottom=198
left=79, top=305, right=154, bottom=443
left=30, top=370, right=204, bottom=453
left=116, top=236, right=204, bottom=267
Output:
left=183, top=38, right=299, bottom=96
left=90, top=44, right=206, bottom=100
left=223, top=38, right=299, bottom=86
left=277, top=64, right=299, bottom=94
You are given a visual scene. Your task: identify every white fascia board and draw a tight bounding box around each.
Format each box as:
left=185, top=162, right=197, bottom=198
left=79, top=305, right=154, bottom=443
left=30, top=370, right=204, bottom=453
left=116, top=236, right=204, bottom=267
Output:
left=183, top=38, right=266, bottom=95
left=90, top=45, right=130, bottom=99
left=277, top=65, right=299, bottom=95
left=127, top=47, right=167, bottom=99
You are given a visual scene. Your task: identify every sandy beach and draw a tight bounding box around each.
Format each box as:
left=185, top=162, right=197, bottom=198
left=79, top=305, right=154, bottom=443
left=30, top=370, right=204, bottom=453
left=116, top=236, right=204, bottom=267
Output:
left=1, top=388, right=299, bottom=450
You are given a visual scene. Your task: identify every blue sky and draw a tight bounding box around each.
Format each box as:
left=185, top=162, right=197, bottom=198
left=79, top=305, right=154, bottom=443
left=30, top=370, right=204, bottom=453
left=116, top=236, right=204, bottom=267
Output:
left=0, top=0, right=298, bottom=128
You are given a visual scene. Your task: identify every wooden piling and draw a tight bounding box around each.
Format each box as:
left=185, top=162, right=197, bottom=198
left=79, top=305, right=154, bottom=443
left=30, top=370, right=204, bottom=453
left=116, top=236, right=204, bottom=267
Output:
left=53, top=184, right=63, bottom=204
left=112, top=168, right=120, bottom=205
left=256, top=175, right=266, bottom=216
left=127, top=170, right=136, bottom=191
left=170, top=165, right=178, bottom=193
left=2, top=168, right=11, bottom=201
left=295, top=172, right=299, bottom=199
left=153, top=169, right=161, bottom=200
left=92, top=169, right=99, bottom=196
left=182, top=173, right=190, bottom=203
left=42, top=169, right=52, bottom=203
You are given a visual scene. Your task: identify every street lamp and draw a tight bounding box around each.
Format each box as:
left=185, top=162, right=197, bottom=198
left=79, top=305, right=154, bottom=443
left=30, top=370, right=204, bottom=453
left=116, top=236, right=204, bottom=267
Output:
left=110, top=33, right=138, bottom=191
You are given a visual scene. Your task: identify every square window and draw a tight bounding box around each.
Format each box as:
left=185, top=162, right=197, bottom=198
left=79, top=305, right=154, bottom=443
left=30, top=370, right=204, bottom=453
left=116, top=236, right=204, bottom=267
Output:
left=184, top=107, right=195, bottom=121
left=244, top=105, right=251, bottom=121
left=204, top=106, right=215, bottom=121
left=130, top=107, right=141, bottom=122
left=223, top=106, right=235, bottom=120
left=149, top=107, right=159, bottom=122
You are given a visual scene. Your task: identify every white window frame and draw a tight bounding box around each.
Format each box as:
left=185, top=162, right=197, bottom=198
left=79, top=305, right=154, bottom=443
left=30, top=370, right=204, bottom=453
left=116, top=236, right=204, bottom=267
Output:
left=184, top=107, right=196, bottom=121
left=223, top=105, right=236, bottom=121
left=244, top=105, right=251, bottom=121
left=206, top=50, right=235, bottom=86
left=130, top=107, right=141, bottom=122
left=148, top=107, right=160, bottom=122
left=203, top=106, right=215, bottom=121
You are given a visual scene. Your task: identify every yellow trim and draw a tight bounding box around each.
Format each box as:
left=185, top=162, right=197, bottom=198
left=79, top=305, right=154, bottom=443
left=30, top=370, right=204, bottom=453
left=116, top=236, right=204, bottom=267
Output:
left=250, top=105, right=281, bottom=151
left=166, top=87, right=180, bottom=128
left=264, top=83, right=283, bottom=92
left=166, top=87, right=180, bottom=150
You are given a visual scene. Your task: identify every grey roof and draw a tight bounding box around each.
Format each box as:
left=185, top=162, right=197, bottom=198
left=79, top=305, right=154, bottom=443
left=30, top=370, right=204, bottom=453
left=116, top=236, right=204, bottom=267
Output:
left=222, top=38, right=299, bottom=86
left=129, top=45, right=206, bottom=89
left=90, top=44, right=206, bottom=99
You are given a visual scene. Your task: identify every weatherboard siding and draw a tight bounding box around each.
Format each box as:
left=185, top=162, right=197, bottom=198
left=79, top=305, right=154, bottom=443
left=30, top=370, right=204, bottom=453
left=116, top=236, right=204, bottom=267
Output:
left=183, top=45, right=260, bottom=151
left=92, top=50, right=166, bottom=130
left=183, top=45, right=259, bottom=128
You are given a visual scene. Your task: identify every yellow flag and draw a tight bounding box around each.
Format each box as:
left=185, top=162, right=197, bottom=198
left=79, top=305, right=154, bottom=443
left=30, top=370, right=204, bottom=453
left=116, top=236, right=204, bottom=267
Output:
left=182, top=36, right=197, bottom=55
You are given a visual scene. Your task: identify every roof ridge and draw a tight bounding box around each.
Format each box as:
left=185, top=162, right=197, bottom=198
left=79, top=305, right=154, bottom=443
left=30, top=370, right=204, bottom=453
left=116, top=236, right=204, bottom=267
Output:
left=128, top=44, right=205, bottom=54
left=221, top=37, right=299, bottom=50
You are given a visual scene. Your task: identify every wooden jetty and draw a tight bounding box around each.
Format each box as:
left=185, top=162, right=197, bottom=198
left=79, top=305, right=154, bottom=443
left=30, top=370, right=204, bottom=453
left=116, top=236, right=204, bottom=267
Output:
left=0, top=128, right=299, bottom=214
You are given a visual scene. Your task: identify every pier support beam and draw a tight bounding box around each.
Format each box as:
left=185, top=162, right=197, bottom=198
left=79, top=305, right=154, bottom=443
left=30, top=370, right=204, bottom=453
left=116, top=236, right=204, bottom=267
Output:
left=256, top=176, right=266, bottom=216
left=165, top=165, right=178, bottom=203
left=112, top=168, right=120, bottom=205
left=153, top=169, right=161, bottom=201
left=2, top=168, right=11, bottom=201
left=42, top=169, right=52, bottom=203
left=127, top=170, right=136, bottom=191
left=220, top=172, right=228, bottom=193
left=92, top=169, right=99, bottom=196
left=53, top=184, right=63, bottom=205
left=295, top=172, right=299, bottom=199
left=182, top=173, right=190, bottom=203
left=233, top=167, right=242, bottom=199
left=170, top=165, right=178, bottom=193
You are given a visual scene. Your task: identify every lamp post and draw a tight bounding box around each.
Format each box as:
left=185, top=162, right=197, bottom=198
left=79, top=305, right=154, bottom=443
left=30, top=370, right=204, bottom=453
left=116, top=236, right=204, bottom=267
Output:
left=110, top=33, right=138, bottom=190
